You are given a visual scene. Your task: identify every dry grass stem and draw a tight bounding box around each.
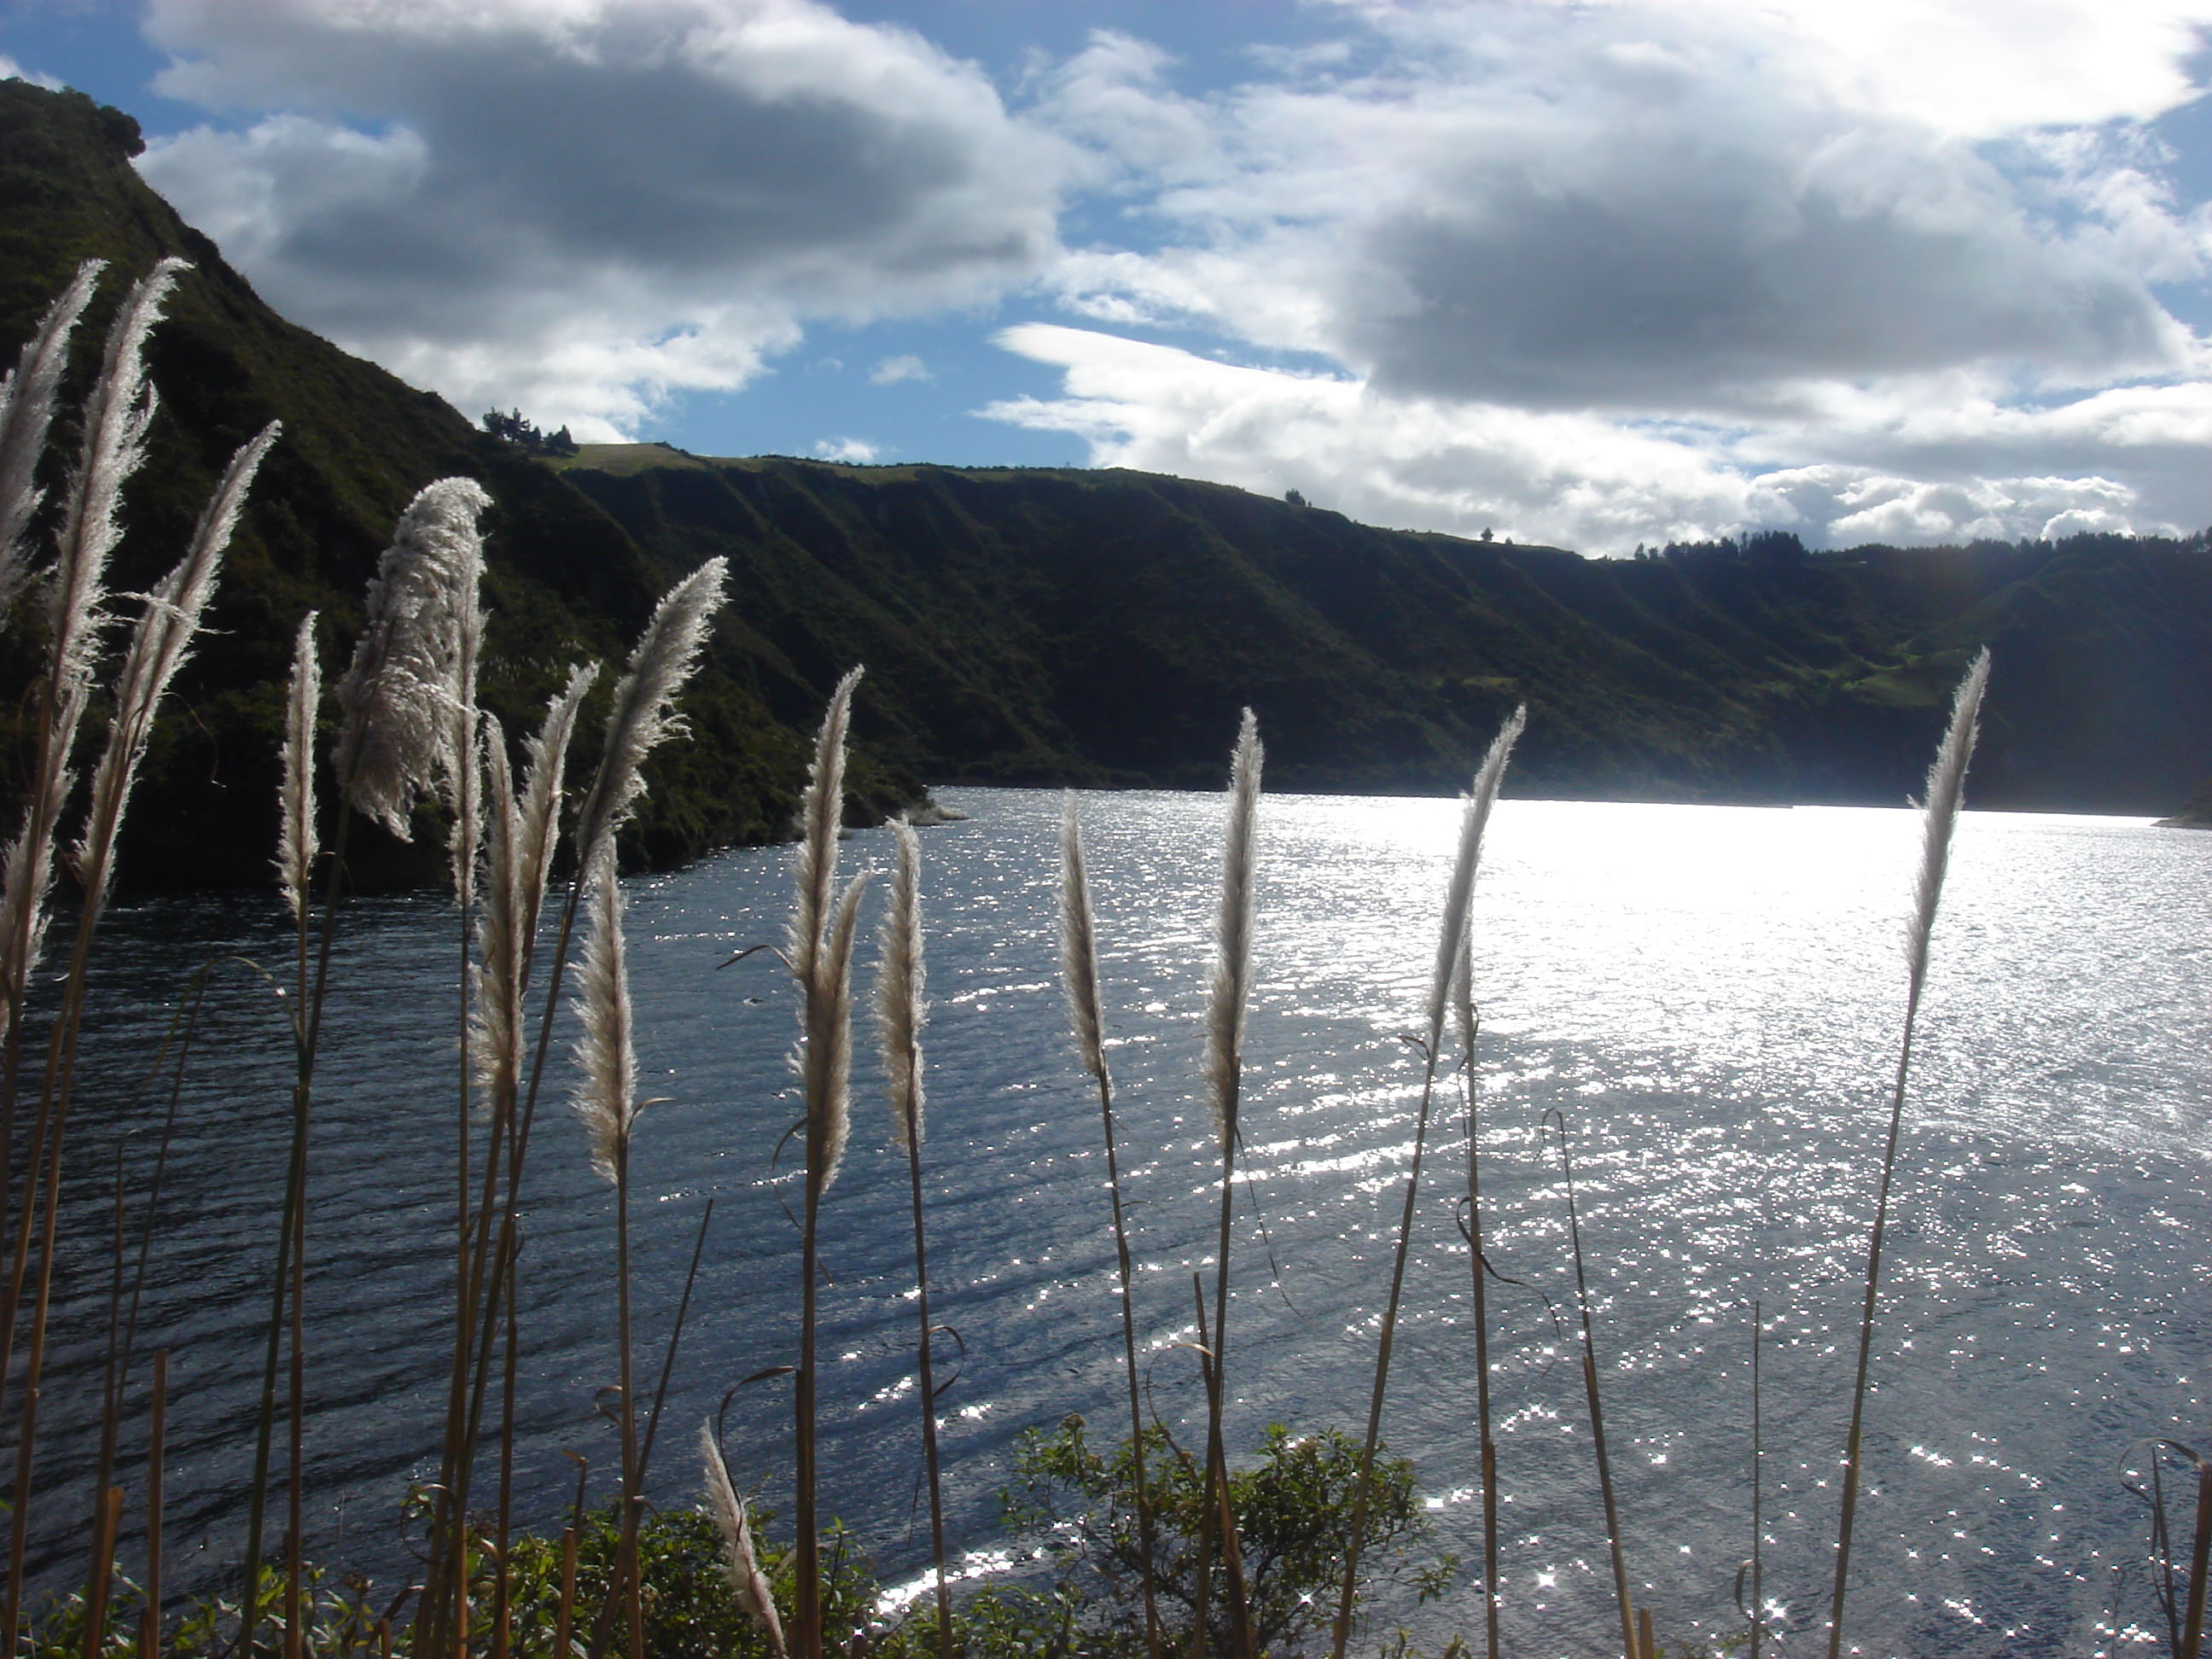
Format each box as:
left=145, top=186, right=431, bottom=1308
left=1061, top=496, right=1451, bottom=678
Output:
left=790, top=667, right=863, bottom=997
left=1331, top=706, right=1522, bottom=1659
left=1826, top=647, right=1992, bottom=1659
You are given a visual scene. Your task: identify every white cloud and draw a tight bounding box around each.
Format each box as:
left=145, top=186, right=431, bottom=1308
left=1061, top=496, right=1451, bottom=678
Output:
left=987, top=323, right=2199, bottom=553
left=813, top=435, right=881, bottom=463
left=1039, top=2, right=2200, bottom=412
left=0, top=55, right=64, bottom=91
left=136, top=0, right=1070, bottom=432
left=870, top=353, right=931, bottom=385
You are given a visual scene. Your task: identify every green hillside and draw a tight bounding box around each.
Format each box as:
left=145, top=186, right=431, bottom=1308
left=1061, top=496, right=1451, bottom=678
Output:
left=0, top=79, right=897, bottom=886
left=3, top=75, right=2208, bottom=900
left=558, top=448, right=2212, bottom=812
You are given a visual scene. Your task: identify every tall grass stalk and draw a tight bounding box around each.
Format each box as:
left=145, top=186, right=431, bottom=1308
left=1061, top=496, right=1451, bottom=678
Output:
left=1192, top=709, right=1261, bottom=1659
left=1825, top=647, right=1991, bottom=1658
left=875, top=818, right=952, bottom=1658
left=2, top=260, right=184, bottom=1435
left=786, top=665, right=865, bottom=1659
left=2, top=294, right=273, bottom=1641
left=434, top=559, right=720, bottom=1656
left=1330, top=707, right=1522, bottom=1659
left=572, top=839, right=647, bottom=1659
left=1554, top=1115, right=1639, bottom=1659
left=1059, top=794, right=1161, bottom=1659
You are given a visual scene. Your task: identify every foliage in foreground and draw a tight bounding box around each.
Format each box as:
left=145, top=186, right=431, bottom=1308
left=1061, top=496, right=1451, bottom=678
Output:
left=18, top=1418, right=1464, bottom=1659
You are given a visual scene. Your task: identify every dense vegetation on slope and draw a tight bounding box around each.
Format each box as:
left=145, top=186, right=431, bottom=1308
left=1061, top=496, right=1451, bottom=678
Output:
left=562, top=448, right=2212, bottom=813
left=0, top=79, right=897, bottom=886
left=4, top=75, right=2208, bottom=899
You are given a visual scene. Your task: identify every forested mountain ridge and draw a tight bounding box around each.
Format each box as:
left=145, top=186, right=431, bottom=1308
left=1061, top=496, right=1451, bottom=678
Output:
left=3, top=74, right=2207, bottom=898
left=559, top=445, right=2212, bottom=814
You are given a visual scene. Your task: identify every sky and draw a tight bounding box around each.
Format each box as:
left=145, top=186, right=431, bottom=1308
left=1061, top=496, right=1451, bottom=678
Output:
left=7, top=0, right=2212, bottom=555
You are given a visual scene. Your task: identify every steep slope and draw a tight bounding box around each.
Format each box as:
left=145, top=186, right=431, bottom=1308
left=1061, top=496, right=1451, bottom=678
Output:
left=0, top=80, right=867, bottom=885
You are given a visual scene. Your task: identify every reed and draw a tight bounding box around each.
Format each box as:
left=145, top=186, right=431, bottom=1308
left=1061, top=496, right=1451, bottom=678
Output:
left=875, top=817, right=952, bottom=1659
left=1330, top=707, right=1522, bottom=1659
left=788, top=667, right=865, bottom=1659
left=571, top=836, right=648, bottom=1659
left=1192, top=709, right=1261, bottom=1659
left=0, top=265, right=282, bottom=1653
left=1058, top=793, right=1162, bottom=1659
left=1825, top=647, right=1991, bottom=1659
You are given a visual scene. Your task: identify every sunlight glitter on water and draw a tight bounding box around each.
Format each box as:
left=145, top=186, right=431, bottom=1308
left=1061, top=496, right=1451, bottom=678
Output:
left=38, top=788, right=2212, bottom=1657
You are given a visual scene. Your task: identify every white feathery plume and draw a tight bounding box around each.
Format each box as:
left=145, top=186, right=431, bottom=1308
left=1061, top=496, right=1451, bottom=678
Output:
left=331, top=477, right=492, bottom=840
left=788, top=667, right=863, bottom=994
left=1058, top=793, right=1108, bottom=1085
left=516, top=662, right=597, bottom=947
left=473, top=666, right=596, bottom=1103
left=700, top=1422, right=786, bottom=1658
left=445, top=518, right=488, bottom=907
left=1203, top=707, right=1263, bottom=1150
left=277, top=610, right=321, bottom=922
left=806, top=870, right=871, bottom=1198
left=0, top=259, right=102, bottom=616
left=72, top=421, right=280, bottom=914
left=1906, top=649, right=1991, bottom=995
left=876, top=818, right=927, bottom=1151
left=48, top=258, right=185, bottom=707
left=572, top=557, right=730, bottom=873
left=1, top=263, right=186, bottom=1033
left=570, top=843, right=638, bottom=1185
left=1423, top=706, right=1526, bottom=1053
left=471, top=714, right=522, bottom=1101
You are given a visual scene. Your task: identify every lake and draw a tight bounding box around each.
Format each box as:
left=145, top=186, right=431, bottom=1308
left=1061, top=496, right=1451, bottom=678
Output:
left=29, top=787, right=2212, bottom=1656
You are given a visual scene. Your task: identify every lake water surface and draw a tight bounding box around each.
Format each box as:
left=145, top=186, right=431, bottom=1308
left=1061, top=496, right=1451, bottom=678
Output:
left=32, top=789, right=2212, bottom=1656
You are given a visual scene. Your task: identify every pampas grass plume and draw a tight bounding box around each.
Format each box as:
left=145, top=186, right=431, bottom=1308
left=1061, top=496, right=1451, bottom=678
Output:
left=573, top=556, right=729, bottom=871
left=277, top=614, right=321, bottom=922
left=571, top=844, right=638, bottom=1185
left=75, top=421, right=280, bottom=910
left=790, top=667, right=863, bottom=993
left=1059, top=794, right=1108, bottom=1084
left=810, top=870, right=871, bottom=1196
left=331, top=477, right=492, bottom=839
left=1204, top=707, right=1262, bottom=1148
left=1424, top=706, right=1525, bottom=1049
left=701, top=1422, right=785, bottom=1658
left=877, top=818, right=927, bottom=1151
left=0, top=258, right=101, bottom=615
left=1906, top=649, right=1990, bottom=992
left=49, top=258, right=185, bottom=703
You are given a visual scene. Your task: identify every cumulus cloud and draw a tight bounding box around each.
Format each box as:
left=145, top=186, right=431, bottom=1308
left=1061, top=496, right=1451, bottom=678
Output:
left=137, top=0, right=1069, bottom=432
left=998, top=0, right=2212, bottom=550
left=813, top=435, right=881, bottom=463
left=987, top=324, right=2200, bottom=553
left=1041, top=3, right=2201, bottom=412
